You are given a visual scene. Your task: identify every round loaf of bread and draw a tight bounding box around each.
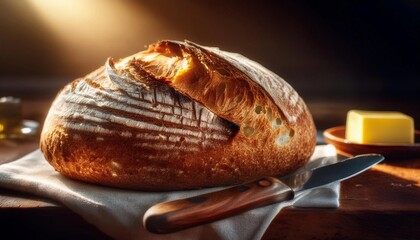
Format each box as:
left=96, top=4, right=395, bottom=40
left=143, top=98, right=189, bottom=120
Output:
left=40, top=40, right=316, bottom=190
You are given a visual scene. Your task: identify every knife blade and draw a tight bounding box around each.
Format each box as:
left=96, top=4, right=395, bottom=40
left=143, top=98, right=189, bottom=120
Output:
left=143, top=154, right=384, bottom=234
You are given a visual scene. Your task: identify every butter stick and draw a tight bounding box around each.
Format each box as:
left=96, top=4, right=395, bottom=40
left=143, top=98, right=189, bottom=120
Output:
left=345, top=110, right=414, bottom=145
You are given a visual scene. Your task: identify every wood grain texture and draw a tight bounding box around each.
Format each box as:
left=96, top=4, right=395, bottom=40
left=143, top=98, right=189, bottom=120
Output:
left=144, top=177, right=293, bottom=234
left=263, top=159, right=420, bottom=240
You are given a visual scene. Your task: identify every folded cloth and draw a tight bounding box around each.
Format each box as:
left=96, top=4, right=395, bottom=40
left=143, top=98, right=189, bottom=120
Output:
left=0, top=145, right=339, bottom=240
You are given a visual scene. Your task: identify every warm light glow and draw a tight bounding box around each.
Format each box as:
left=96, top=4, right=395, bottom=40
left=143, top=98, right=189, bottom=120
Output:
left=26, top=0, right=178, bottom=74
left=174, top=58, right=191, bottom=79
left=0, top=123, right=4, bottom=133
left=373, top=164, right=420, bottom=187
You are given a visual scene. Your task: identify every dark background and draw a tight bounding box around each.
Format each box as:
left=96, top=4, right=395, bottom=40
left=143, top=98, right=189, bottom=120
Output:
left=0, top=0, right=419, bottom=129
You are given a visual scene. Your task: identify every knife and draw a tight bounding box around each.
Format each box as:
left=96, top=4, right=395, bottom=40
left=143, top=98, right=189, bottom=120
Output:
left=143, top=154, right=384, bottom=234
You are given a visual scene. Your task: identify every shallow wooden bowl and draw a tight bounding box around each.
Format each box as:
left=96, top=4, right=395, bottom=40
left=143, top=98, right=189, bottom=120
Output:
left=323, top=126, right=420, bottom=159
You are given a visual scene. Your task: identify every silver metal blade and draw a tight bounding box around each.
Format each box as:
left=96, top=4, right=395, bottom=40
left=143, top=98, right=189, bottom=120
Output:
left=280, top=154, right=384, bottom=192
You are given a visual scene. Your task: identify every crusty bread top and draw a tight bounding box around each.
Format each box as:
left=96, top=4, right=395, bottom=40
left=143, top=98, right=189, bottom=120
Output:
left=116, top=40, right=313, bottom=147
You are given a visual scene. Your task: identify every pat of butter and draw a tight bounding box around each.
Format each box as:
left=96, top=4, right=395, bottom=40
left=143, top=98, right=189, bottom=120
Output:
left=345, top=110, right=414, bottom=145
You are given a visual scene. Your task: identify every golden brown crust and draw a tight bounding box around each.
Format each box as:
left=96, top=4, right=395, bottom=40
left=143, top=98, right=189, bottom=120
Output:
left=40, top=40, right=316, bottom=190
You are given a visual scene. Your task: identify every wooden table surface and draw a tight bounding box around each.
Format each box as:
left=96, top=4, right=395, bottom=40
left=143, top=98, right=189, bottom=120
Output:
left=0, top=99, right=419, bottom=239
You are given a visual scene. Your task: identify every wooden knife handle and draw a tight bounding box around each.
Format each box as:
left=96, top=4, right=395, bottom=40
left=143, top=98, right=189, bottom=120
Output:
left=143, top=177, right=294, bottom=234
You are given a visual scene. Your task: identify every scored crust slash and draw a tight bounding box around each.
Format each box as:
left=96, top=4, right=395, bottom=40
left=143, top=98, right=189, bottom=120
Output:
left=40, top=40, right=316, bottom=190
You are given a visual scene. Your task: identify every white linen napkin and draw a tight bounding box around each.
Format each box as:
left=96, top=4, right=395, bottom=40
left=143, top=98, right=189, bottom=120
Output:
left=0, top=145, right=339, bottom=240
